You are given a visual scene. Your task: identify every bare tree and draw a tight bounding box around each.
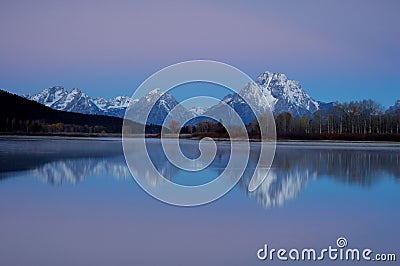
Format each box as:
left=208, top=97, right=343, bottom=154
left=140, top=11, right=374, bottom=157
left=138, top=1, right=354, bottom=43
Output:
left=168, top=120, right=180, bottom=134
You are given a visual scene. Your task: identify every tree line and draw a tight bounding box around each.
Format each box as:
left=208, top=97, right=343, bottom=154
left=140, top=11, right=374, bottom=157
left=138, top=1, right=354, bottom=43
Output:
left=271, top=100, right=400, bottom=140
left=0, top=116, right=109, bottom=134
left=2, top=89, right=399, bottom=140
left=174, top=99, right=400, bottom=141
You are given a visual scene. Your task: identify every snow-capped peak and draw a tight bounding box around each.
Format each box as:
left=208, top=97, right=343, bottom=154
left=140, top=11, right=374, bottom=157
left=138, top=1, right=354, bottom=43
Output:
left=203, top=71, right=320, bottom=124
left=188, top=106, right=208, bottom=116
left=24, top=70, right=322, bottom=124
left=149, top=88, right=162, bottom=95
left=26, top=86, right=137, bottom=118
left=30, top=86, right=68, bottom=106
left=257, top=71, right=289, bottom=86
left=125, top=88, right=194, bottom=125
left=256, top=71, right=319, bottom=117
left=71, top=88, right=82, bottom=94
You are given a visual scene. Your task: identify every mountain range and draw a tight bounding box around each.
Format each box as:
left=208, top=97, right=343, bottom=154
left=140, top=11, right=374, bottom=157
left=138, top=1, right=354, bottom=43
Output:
left=23, top=71, right=400, bottom=126
left=24, top=86, right=135, bottom=118
left=0, top=89, right=129, bottom=133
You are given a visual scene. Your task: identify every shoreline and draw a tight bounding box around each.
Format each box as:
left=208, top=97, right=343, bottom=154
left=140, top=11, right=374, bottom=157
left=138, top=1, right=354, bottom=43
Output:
left=1, top=134, right=400, bottom=145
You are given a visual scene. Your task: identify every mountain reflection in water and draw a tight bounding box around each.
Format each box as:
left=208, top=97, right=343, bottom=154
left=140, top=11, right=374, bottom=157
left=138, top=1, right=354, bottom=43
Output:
left=1, top=137, right=399, bottom=208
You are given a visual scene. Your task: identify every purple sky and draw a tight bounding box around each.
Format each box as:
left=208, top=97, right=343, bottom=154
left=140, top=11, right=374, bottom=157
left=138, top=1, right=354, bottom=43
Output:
left=0, top=0, right=399, bottom=107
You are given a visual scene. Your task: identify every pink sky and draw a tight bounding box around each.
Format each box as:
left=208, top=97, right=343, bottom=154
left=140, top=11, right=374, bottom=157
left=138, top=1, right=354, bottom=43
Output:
left=0, top=0, right=399, bottom=106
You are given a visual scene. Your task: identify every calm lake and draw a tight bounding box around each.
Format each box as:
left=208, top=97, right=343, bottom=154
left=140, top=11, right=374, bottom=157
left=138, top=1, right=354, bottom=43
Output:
left=0, top=136, right=399, bottom=266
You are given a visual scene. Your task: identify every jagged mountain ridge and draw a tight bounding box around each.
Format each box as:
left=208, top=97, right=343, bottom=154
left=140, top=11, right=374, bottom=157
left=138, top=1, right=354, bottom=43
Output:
left=203, top=82, right=268, bottom=124
left=24, top=86, right=195, bottom=125
left=256, top=71, right=319, bottom=117
left=125, top=88, right=194, bottom=126
left=203, top=72, right=320, bottom=124
left=25, top=86, right=135, bottom=117
left=0, top=89, right=126, bottom=133
left=23, top=71, right=346, bottom=125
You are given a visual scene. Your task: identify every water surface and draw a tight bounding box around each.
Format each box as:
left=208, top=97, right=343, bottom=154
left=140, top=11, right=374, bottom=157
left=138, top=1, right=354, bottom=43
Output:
left=0, top=136, right=399, bottom=266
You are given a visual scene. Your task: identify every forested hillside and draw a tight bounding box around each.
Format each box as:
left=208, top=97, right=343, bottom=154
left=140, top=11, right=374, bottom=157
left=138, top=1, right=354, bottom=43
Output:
left=0, top=90, right=145, bottom=134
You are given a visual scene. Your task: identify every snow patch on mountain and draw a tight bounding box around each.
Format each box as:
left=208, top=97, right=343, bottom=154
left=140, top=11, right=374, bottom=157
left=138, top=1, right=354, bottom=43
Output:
left=125, top=88, right=194, bottom=125
left=204, top=82, right=270, bottom=124
left=256, top=71, right=319, bottom=117
left=188, top=106, right=208, bottom=116
left=24, top=71, right=321, bottom=125
left=204, top=71, right=319, bottom=124
left=26, top=86, right=136, bottom=117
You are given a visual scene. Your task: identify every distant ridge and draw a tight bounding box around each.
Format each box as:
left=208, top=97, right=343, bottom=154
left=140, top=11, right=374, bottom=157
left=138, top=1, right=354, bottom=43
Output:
left=24, top=86, right=134, bottom=118
left=23, top=71, right=321, bottom=125
left=19, top=72, right=400, bottom=126
left=0, top=90, right=145, bottom=134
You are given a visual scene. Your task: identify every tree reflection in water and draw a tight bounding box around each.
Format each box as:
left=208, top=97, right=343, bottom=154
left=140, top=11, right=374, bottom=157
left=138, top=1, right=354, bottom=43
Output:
left=1, top=138, right=399, bottom=208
